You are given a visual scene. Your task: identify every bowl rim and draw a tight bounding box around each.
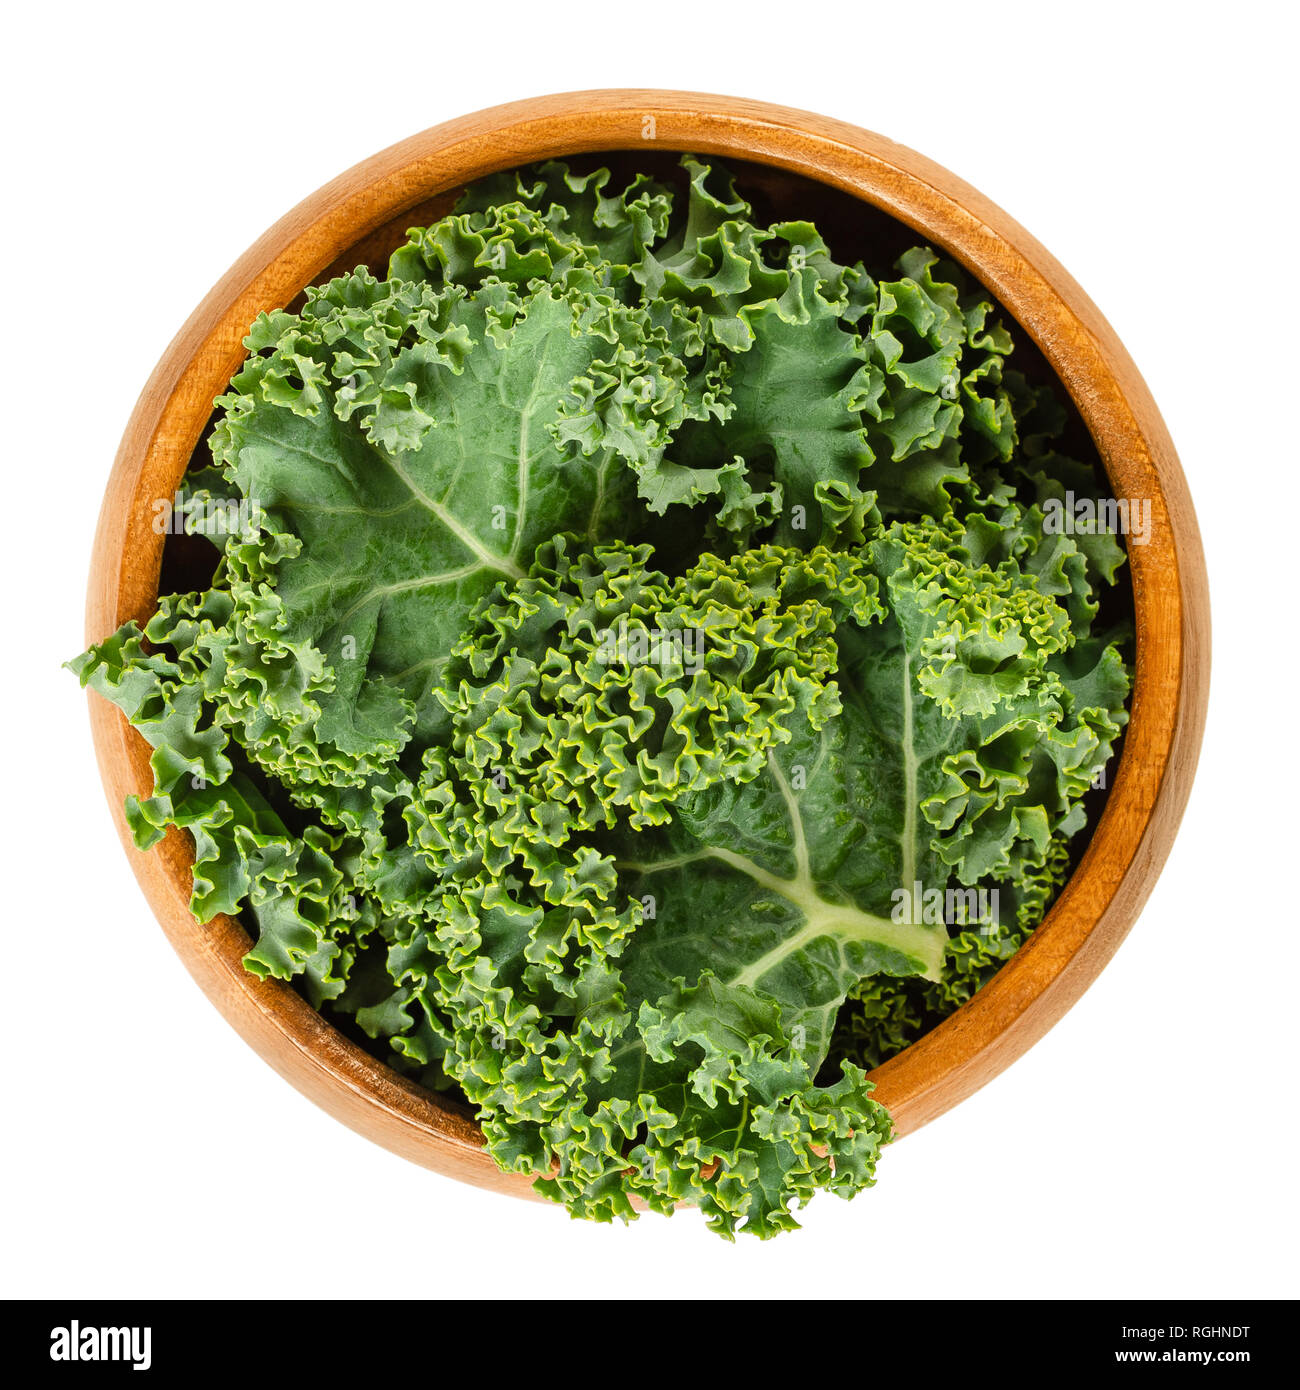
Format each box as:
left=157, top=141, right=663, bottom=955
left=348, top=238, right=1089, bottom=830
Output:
left=85, top=89, right=1211, bottom=1201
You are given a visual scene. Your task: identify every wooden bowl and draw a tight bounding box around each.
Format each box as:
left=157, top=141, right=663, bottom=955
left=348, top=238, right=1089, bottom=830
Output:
left=85, top=91, right=1211, bottom=1202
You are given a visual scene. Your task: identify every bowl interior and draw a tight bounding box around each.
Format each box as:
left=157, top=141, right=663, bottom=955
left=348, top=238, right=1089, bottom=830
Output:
left=157, top=151, right=1134, bottom=1108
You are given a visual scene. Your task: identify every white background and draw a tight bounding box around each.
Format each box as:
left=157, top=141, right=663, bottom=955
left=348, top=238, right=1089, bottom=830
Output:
left=3, top=1, right=1293, bottom=1301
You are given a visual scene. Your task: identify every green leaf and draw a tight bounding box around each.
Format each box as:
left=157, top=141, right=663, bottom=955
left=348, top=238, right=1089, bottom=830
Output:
left=69, top=154, right=1133, bottom=1240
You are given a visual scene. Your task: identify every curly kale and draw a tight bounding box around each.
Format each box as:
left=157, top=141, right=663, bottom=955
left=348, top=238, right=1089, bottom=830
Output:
left=71, top=156, right=1130, bottom=1238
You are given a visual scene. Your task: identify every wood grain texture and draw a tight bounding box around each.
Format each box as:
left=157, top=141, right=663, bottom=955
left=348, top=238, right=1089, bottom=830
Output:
left=84, top=90, right=1211, bottom=1199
